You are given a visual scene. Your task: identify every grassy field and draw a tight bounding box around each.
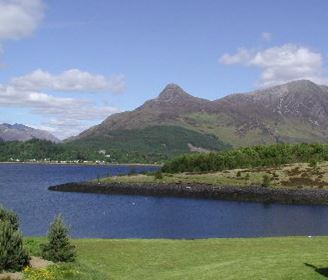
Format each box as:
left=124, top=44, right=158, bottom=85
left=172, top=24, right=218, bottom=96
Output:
left=99, top=161, right=328, bottom=190
left=24, top=237, right=328, bottom=280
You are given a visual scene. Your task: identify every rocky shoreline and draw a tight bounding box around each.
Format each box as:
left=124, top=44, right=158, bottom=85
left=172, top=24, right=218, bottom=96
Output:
left=48, top=182, right=328, bottom=205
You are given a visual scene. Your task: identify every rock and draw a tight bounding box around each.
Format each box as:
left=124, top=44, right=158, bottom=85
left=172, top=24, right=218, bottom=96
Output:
left=0, top=272, right=23, bottom=280
left=29, top=256, right=53, bottom=269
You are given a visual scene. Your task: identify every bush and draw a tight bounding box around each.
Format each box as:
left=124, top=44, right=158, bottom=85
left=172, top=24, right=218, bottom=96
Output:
left=262, top=174, right=271, bottom=187
left=236, top=171, right=242, bottom=177
left=309, top=159, right=318, bottom=168
left=154, top=171, right=163, bottom=180
left=41, top=215, right=76, bottom=263
left=0, top=221, right=29, bottom=272
left=0, top=205, right=19, bottom=231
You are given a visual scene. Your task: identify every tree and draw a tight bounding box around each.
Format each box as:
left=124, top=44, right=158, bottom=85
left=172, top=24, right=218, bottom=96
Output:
left=41, top=215, right=76, bottom=262
left=0, top=221, right=29, bottom=272
left=0, top=205, right=19, bottom=231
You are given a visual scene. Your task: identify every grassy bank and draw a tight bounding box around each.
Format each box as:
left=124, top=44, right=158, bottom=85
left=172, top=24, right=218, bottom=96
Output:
left=99, top=161, right=328, bottom=190
left=25, top=237, right=328, bottom=279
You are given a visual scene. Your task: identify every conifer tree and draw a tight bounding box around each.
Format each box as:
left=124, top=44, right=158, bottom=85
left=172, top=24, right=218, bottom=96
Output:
left=0, top=205, right=19, bottom=231
left=0, top=220, right=29, bottom=272
left=41, top=215, right=76, bottom=262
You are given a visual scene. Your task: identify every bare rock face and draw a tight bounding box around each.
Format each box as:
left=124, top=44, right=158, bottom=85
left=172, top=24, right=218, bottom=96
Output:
left=0, top=123, right=60, bottom=143
left=72, top=80, right=328, bottom=146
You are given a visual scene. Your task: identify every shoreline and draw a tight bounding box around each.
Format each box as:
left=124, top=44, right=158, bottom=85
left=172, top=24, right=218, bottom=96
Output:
left=0, top=161, right=161, bottom=167
left=48, top=182, right=328, bottom=206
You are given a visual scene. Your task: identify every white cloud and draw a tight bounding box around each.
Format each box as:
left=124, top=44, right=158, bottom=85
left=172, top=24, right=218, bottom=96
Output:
left=219, top=48, right=253, bottom=65
left=0, top=0, right=44, bottom=41
left=0, top=83, right=121, bottom=139
left=261, top=32, right=272, bottom=42
left=34, top=105, right=120, bottom=139
left=0, top=84, right=82, bottom=108
left=219, top=44, right=328, bottom=87
left=11, top=69, right=126, bottom=94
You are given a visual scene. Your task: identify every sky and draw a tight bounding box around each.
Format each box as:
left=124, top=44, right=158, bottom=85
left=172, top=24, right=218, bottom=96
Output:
left=1, top=0, right=328, bottom=139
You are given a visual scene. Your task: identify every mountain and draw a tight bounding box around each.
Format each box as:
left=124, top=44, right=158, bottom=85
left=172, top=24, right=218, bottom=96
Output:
left=211, top=80, right=328, bottom=145
left=77, top=83, right=215, bottom=138
left=0, top=123, right=60, bottom=143
left=70, top=80, right=328, bottom=161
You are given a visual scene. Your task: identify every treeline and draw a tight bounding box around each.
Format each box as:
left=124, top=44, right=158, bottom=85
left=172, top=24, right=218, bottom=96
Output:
left=0, top=139, right=141, bottom=163
left=0, top=139, right=99, bottom=162
left=0, top=139, right=174, bottom=164
left=0, top=125, right=230, bottom=163
left=162, top=143, right=328, bottom=173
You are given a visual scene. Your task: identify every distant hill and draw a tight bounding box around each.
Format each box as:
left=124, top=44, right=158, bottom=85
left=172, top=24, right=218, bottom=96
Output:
left=0, top=123, right=60, bottom=143
left=69, top=80, right=328, bottom=161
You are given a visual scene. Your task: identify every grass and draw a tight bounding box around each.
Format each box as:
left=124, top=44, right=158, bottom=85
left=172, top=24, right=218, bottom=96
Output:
left=99, top=161, right=328, bottom=190
left=24, top=237, right=328, bottom=279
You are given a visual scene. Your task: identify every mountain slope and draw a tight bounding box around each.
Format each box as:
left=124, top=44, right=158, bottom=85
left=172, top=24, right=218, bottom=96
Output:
left=0, top=123, right=60, bottom=143
left=69, top=125, right=230, bottom=162
left=71, top=80, right=328, bottom=159
left=78, top=83, right=215, bottom=138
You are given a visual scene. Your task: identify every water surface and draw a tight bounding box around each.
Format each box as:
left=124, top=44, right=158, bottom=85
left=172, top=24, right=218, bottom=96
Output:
left=0, top=163, right=327, bottom=238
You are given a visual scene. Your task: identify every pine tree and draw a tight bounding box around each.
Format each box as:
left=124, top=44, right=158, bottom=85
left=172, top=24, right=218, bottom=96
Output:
left=0, top=205, right=19, bottom=231
left=41, top=215, right=76, bottom=262
left=0, top=221, right=29, bottom=272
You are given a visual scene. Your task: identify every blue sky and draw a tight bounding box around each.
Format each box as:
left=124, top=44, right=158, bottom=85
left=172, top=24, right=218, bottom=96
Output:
left=1, top=0, right=328, bottom=138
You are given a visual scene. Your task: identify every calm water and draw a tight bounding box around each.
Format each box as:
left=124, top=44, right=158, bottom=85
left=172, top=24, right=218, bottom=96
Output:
left=0, top=163, right=328, bottom=238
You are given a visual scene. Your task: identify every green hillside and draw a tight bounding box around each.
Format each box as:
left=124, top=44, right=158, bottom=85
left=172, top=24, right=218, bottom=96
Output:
left=68, top=125, right=231, bottom=162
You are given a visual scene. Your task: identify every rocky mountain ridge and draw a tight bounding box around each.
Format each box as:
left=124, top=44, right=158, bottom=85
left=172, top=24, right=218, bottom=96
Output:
left=0, top=123, right=60, bottom=143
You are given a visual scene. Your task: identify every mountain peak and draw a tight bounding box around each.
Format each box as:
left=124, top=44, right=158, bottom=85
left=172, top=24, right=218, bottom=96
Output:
left=285, top=79, right=320, bottom=91
left=157, top=83, right=189, bottom=101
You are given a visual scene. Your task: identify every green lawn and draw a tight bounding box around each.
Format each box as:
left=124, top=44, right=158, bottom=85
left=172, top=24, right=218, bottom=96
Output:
left=25, top=237, right=328, bottom=280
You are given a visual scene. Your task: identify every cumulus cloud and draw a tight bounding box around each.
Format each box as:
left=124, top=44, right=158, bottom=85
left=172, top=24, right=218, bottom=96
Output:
left=0, top=0, right=44, bottom=41
left=34, top=120, right=92, bottom=139
left=34, top=105, right=120, bottom=139
left=0, top=82, right=121, bottom=139
left=219, top=44, right=328, bottom=87
left=11, top=69, right=126, bottom=94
